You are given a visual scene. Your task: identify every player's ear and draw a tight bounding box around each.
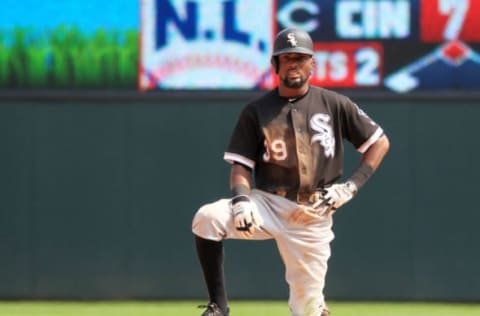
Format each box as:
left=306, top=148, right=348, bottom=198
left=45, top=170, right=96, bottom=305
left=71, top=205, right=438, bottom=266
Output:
left=271, top=56, right=279, bottom=74
left=309, top=57, right=315, bottom=77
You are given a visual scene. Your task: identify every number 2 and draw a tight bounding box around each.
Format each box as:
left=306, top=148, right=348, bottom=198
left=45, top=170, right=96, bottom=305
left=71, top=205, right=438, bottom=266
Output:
left=355, top=48, right=380, bottom=86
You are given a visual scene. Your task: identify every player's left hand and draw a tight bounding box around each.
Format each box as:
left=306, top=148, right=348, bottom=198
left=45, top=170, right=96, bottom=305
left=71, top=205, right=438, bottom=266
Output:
left=310, top=191, right=333, bottom=216
left=322, top=181, right=358, bottom=210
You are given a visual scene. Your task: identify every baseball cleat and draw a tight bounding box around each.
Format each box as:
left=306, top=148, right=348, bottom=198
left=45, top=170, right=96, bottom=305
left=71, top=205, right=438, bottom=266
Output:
left=321, top=304, right=331, bottom=316
left=199, top=302, right=230, bottom=316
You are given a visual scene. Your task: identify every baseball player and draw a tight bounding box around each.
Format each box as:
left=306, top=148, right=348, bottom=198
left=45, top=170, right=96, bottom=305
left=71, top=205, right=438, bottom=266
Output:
left=192, top=28, right=390, bottom=316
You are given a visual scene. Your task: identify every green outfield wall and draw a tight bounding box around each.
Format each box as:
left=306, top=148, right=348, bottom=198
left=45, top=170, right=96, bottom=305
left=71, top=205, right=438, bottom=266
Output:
left=1, top=97, right=479, bottom=301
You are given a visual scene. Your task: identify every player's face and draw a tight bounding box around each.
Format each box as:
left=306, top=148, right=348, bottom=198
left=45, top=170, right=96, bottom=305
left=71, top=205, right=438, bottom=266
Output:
left=277, top=53, right=313, bottom=88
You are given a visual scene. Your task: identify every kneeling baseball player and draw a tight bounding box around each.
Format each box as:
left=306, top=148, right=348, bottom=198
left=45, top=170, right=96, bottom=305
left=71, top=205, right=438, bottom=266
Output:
left=192, top=28, right=390, bottom=316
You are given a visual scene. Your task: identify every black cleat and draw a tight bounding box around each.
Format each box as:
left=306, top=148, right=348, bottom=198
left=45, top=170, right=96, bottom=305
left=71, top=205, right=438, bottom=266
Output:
left=199, top=302, right=230, bottom=316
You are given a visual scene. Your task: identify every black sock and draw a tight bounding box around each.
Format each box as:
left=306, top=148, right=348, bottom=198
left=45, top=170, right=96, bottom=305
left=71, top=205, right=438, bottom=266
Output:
left=195, top=235, right=228, bottom=313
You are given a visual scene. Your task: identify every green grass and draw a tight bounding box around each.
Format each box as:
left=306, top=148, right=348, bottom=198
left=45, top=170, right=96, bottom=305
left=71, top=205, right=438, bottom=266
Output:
left=0, top=26, right=138, bottom=89
left=1, top=301, right=480, bottom=316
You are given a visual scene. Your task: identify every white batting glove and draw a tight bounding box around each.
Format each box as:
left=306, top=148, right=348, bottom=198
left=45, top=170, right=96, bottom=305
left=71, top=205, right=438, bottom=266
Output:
left=310, top=191, right=333, bottom=216
left=322, top=181, right=358, bottom=210
left=231, top=196, right=263, bottom=237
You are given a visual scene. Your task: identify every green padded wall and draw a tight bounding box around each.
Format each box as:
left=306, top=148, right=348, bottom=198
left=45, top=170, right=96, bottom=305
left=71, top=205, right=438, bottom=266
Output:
left=0, top=98, right=479, bottom=301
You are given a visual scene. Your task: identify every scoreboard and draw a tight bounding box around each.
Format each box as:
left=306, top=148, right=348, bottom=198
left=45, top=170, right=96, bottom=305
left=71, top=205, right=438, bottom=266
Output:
left=283, top=0, right=480, bottom=93
left=140, top=0, right=480, bottom=93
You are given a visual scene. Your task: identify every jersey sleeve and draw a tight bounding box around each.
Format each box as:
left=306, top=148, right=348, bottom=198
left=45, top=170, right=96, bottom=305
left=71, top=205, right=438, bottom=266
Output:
left=223, top=105, right=260, bottom=169
left=341, top=98, right=384, bottom=153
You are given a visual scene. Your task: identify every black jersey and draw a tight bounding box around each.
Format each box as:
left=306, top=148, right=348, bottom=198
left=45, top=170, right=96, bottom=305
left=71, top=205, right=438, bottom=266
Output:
left=224, top=86, right=383, bottom=198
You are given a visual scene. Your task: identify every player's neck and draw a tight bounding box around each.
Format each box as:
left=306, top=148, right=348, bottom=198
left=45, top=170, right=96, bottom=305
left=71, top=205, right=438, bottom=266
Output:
left=278, top=84, right=309, bottom=99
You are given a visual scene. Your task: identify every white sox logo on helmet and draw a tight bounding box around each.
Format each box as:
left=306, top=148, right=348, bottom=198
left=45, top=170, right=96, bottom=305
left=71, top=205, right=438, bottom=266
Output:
left=287, top=33, right=298, bottom=47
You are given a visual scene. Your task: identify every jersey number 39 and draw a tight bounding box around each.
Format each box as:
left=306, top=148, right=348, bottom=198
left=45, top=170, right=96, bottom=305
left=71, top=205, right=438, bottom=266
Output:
left=263, top=139, right=287, bottom=161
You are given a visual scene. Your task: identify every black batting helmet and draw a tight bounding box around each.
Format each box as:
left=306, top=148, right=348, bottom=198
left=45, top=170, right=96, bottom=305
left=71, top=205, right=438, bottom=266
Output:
left=271, top=28, right=314, bottom=73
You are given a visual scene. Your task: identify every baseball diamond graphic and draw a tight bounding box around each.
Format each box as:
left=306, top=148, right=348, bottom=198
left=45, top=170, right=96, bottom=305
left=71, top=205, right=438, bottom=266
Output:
left=384, top=40, right=480, bottom=92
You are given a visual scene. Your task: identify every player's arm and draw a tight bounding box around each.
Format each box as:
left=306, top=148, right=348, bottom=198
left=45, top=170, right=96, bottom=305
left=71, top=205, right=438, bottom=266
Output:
left=359, top=134, right=390, bottom=172
left=323, top=134, right=390, bottom=210
left=349, top=133, right=390, bottom=189
left=229, top=163, right=263, bottom=236
left=230, top=162, right=252, bottom=192
left=224, top=104, right=263, bottom=234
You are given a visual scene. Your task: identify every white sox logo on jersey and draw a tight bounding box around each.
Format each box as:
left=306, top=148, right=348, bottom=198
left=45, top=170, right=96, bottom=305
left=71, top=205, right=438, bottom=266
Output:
left=310, top=113, right=335, bottom=158
left=287, top=33, right=298, bottom=47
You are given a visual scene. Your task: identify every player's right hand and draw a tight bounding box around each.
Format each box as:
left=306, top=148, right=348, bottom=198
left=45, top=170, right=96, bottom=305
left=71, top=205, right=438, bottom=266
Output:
left=231, top=196, right=262, bottom=237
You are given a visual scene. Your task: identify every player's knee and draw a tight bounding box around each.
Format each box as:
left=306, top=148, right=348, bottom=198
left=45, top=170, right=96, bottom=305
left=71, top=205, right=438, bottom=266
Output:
left=192, top=205, right=211, bottom=228
left=192, top=204, right=226, bottom=240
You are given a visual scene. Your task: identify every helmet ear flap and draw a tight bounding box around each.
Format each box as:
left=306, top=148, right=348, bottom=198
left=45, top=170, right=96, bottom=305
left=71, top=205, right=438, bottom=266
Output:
left=271, top=56, right=279, bottom=74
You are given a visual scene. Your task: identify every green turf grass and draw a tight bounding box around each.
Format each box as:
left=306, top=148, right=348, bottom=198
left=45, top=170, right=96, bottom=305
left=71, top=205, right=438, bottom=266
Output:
left=0, top=26, right=138, bottom=89
left=0, top=301, right=480, bottom=316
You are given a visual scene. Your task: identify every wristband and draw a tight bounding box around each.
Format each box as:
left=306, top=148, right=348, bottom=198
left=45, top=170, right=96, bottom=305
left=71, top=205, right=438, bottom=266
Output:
left=348, top=162, right=374, bottom=190
left=231, top=184, right=251, bottom=204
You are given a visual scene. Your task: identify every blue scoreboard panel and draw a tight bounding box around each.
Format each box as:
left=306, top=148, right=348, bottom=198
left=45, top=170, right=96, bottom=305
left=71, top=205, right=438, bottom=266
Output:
left=278, top=0, right=480, bottom=93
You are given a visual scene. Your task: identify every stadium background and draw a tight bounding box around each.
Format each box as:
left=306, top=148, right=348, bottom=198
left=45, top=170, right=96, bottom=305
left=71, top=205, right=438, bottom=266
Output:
left=1, top=0, right=479, bottom=303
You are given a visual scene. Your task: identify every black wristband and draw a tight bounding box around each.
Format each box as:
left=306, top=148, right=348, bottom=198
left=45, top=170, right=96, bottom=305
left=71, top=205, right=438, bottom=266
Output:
left=231, top=184, right=251, bottom=204
left=232, top=183, right=250, bottom=196
left=348, top=162, right=374, bottom=190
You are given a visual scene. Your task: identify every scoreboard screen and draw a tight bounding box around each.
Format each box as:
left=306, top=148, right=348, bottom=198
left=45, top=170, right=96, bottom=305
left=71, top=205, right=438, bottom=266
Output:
left=140, top=0, right=480, bottom=93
